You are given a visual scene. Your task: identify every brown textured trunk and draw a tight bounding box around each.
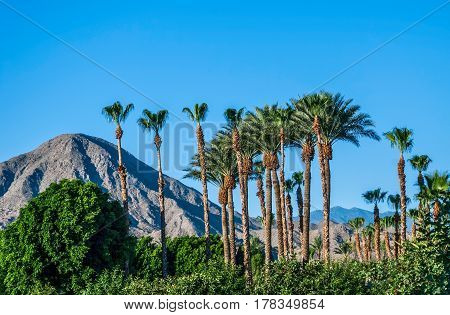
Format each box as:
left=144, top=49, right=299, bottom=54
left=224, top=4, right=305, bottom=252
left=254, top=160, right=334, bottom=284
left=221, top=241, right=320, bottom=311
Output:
left=393, top=212, right=400, bottom=259
left=433, top=201, right=440, bottom=222
left=219, top=187, right=230, bottom=264
left=256, top=176, right=266, bottom=225
left=301, top=140, right=313, bottom=263
left=374, top=204, right=381, bottom=261
left=196, top=125, right=211, bottom=261
left=354, top=232, right=363, bottom=262
left=272, top=168, right=285, bottom=260
left=263, top=162, right=273, bottom=269
left=361, top=236, right=368, bottom=261
left=232, top=129, right=252, bottom=284
left=296, top=186, right=303, bottom=238
left=227, top=186, right=236, bottom=266
left=286, top=193, right=294, bottom=257
left=411, top=222, right=416, bottom=240
left=384, top=230, right=392, bottom=259
left=279, top=129, right=288, bottom=258
left=398, top=155, right=407, bottom=246
left=116, top=126, right=129, bottom=221
left=155, top=135, right=168, bottom=278
left=322, top=155, right=331, bottom=262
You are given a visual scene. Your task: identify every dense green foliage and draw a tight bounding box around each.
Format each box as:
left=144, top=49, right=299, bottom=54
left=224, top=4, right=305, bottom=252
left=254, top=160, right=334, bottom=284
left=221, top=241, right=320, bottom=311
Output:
left=0, top=180, right=131, bottom=294
left=0, top=179, right=447, bottom=295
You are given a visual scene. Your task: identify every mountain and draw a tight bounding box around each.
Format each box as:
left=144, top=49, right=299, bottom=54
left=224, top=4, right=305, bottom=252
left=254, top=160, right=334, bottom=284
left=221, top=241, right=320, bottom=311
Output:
left=0, top=134, right=258, bottom=239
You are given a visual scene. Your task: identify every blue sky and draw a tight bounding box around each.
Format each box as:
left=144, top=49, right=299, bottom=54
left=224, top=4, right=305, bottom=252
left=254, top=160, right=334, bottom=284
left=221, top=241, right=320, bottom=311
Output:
left=1, top=0, right=449, bottom=216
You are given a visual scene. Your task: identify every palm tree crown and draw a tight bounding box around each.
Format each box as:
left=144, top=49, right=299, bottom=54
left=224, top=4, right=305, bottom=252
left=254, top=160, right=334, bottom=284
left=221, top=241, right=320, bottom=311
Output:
left=182, top=103, right=208, bottom=123
left=292, top=171, right=304, bottom=187
left=362, top=188, right=388, bottom=205
left=409, top=155, right=432, bottom=173
left=384, top=127, right=414, bottom=154
left=102, top=102, right=134, bottom=125
left=137, top=109, right=169, bottom=136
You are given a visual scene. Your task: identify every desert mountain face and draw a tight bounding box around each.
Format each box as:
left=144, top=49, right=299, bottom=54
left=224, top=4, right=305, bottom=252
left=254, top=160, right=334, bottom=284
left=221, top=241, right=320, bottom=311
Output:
left=1, top=133, right=384, bottom=254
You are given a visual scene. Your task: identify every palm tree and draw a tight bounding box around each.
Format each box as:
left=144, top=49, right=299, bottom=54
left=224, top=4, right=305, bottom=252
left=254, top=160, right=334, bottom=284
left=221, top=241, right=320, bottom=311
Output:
left=408, top=208, right=419, bottom=240
left=245, top=106, right=282, bottom=265
left=284, top=179, right=295, bottom=257
left=334, top=240, right=352, bottom=259
left=387, top=194, right=410, bottom=259
left=253, top=162, right=267, bottom=227
left=362, top=224, right=374, bottom=261
left=362, top=188, right=387, bottom=261
left=380, top=216, right=394, bottom=259
left=292, top=171, right=304, bottom=243
left=302, top=92, right=380, bottom=261
left=138, top=109, right=169, bottom=277
left=184, top=137, right=237, bottom=265
left=348, top=217, right=365, bottom=262
left=102, top=102, right=134, bottom=221
left=409, top=155, right=432, bottom=186
left=384, top=127, right=414, bottom=245
left=275, top=106, right=295, bottom=258
left=182, top=103, right=211, bottom=261
left=224, top=108, right=252, bottom=283
left=420, top=171, right=449, bottom=221
left=292, top=98, right=316, bottom=263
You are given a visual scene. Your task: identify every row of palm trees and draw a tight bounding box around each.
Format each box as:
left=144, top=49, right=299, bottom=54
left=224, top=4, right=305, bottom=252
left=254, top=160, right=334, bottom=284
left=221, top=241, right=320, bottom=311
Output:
left=101, top=92, right=448, bottom=283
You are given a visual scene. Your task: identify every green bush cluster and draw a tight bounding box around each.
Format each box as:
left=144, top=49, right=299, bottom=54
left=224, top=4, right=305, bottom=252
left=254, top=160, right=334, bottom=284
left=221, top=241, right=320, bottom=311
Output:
left=0, top=180, right=447, bottom=295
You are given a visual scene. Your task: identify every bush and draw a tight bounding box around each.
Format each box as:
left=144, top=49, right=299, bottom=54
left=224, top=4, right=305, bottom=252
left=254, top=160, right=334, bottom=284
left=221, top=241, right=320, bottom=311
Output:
left=0, top=179, right=132, bottom=294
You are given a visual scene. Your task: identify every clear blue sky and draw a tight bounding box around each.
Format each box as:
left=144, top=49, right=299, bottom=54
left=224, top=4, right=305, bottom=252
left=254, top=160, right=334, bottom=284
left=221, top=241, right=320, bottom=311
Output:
left=1, top=0, right=449, bottom=216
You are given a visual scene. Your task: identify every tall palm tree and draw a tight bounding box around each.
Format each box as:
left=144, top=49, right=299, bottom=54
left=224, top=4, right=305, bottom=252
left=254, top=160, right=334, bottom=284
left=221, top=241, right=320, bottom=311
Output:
left=253, top=162, right=267, bottom=226
left=138, top=109, right=169, bottom=277
left=224, top=108, right=252, bottom=283
left=387, top=194, right=410, bottom=259
left=348, top=217, right=365, bottom=262
left=302, top=92, right=380, bottom=261
left=420, top=171, right=449, bottom=221
left=380, top=216, right=394, bottom=259
left=292, top=171, right=304, bottom=242
left=292, top=97, right=316, bottom=263
left=182, top=103, right=211, bottom=261
left=275, top=106, right=296, bottom=258
left=384, top=127, right=414, bottom=245
left=284, top=179, right=295, bottom=257
left=409, top=155, right=432, bottom=186
left=246, top=106, right=282, bottom=265
left=102, top=102, right=134, bottom=221
left=362, top=188, right=387, bottom=261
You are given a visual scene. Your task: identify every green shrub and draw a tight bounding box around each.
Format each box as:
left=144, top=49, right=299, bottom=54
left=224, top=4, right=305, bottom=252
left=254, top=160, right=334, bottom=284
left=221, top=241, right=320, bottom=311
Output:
left=0, top=179, right=132, bottom=294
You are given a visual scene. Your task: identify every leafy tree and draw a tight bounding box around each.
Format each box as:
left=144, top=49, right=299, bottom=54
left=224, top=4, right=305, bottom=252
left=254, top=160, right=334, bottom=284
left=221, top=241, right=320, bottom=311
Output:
left=348, top=217, right=365, bottom=262
left=0, top=180, right=131, bottom=294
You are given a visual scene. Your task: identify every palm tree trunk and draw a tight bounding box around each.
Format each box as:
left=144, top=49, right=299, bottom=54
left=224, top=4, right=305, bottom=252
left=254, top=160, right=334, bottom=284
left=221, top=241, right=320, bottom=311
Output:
left=116, top=127, right=129, bottom=220
left=398, top=155, right=407, bottom=246
left=374, top=205, right=381, bottom=261
left=354, top=232, right=363, bottom=262
left=256, top=176, right=266, bottom=226
left=433, top=201, right=440, bottom=222
left=219, top=187, right=230, bottom=264
left=296, top=186, right=303, bottom=238
left=263, top=163, right=273, bottom=269
left=272, top=168, right=285, bottom=260
left=361, top=236, right=368, bottom=261
left=196, top=125, right=211, bottom=261
left=155, top=137, right=168, bottom=278
left=227, top=186, right=236, bottom=266
left=301, top=146, right=313, bottom=263
left=232, top=130, right=252, bottom=284
left=394, top=212, right=399, bottom=259
left=286, top=193, right=294, bottom=257
left=317, top=143, right=330, bottom=262
left=411, top=222, right=416, bottom=240
left=279, top=129, right=288, bottom=259
left=384, top=230, right=392, bottom=259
